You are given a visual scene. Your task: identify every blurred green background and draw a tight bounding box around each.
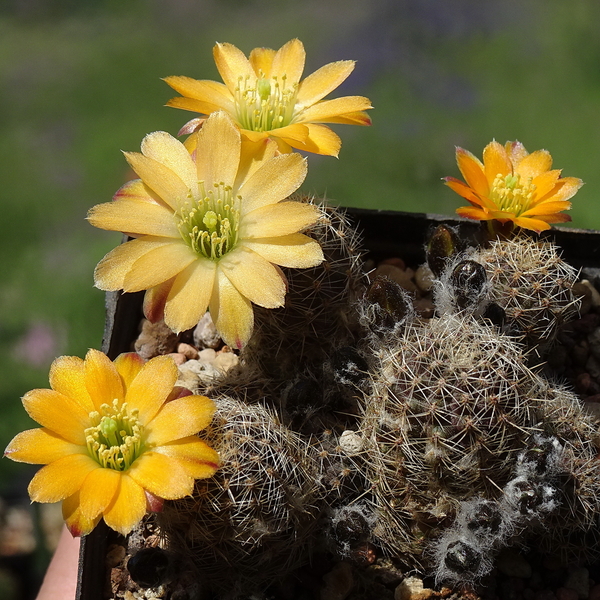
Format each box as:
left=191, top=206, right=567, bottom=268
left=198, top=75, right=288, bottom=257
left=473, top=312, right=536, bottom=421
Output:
left=1, top=0, right=600, bottom=593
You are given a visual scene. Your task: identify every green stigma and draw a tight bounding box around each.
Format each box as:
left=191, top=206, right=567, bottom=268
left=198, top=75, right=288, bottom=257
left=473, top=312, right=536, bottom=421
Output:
left=85, top=400, right=144, bottom=471
left=176, top=182, right=240, bottom=260
left=234, top=72, right=298, bottom=132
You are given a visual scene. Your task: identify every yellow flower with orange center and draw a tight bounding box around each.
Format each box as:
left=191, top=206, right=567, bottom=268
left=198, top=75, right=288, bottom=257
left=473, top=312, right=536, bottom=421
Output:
left=88, top=111, right=324, bottom=348
left=164, top=38, right=372, bottom=156
left=444, top=140, right=583, bottom=233
left=4, top=350, right=219, bottom=537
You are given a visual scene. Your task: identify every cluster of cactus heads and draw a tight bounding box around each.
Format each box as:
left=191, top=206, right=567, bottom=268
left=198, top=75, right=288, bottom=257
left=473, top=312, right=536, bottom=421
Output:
left=143, top=211, right=600, bottom=598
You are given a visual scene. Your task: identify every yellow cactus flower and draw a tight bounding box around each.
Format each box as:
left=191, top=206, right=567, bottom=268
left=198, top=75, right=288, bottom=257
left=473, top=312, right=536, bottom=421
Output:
left=88, top=111, right=323, bottom=348
left=164, top=38, right=372, bottom=156
left=4, top=349, right=219, bottom=537
left=444, top=140, right=583, bottom=233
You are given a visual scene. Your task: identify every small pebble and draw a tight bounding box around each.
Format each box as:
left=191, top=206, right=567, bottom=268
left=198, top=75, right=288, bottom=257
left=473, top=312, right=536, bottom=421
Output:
left=106, top=544, right=126, bottom=568
left=134, top=320, right=178, bottom=359
left=373, top=264, right=418, bottom=293
left=166, top=352, right=186, bottom=366
left=414, top=264, right=435, bottom=293
left=193, top=312, right=221, bottom=349
left=177, top=343, right=199, bottom=360
left=338, top=431, right=363, bottom=456
left=394, top=576, right=434, bottom=600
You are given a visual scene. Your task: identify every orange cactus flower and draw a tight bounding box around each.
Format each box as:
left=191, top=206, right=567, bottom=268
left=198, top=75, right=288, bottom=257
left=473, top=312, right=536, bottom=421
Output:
left=444, top=140, right=583, bottom=233
left=4, top=350, right=219, bottom=537
left=164, top=38, right=372, bottom=156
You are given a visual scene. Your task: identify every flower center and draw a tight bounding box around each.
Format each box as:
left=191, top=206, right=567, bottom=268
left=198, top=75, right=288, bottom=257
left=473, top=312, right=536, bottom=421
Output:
left=176, top=182, right=240, bottom=260
left=233, top=72, right=298, bottom=132
left=85, top=400, right=144, bottom=471
left=491, top=173, right=536, bottom=216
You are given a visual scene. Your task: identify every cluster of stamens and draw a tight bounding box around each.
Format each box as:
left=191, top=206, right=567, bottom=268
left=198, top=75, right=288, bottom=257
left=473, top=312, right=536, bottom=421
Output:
left=234, top=72, right=298, bottom=132
left=85, top=400, right=144, bottom=471
left=491, top=173, right=537, bottom=216
left=177, top=182, right=240, bottom=260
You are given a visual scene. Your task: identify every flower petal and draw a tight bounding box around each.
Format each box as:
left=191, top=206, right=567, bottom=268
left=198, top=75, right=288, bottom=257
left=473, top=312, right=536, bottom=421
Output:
left=298, top=96, right=373, bottom=123
left=220, top=247, right=286, bottom=308
left=248, top=46, right=276, bottom=77
left=129, top=452, right=196, bottom=499
left=241, top=233, right=324, bottom=268
left=516, top=149, right=552, bottom=180
left=146, top=394, right=216, bottom=446
left=113, top=179, right=164, bottom=207
left=511, top=216, right=552, bottom=232
left=114, top=352, right=146, bottom=391
left=482, top=141, right=511, bottom=184
left=143, top=278, right=175, bottom=324
left=163, top=76, right=234, bottom=112
left=5, top=428, right=83, bottom=464
left=126, top=355, right=179, bottom=425
left=210, top=270, right=253, bottom=349
left=87, top=198, right=179, bottom=238
left=234, top=138, right=278, bottom=189
left=49, top=355, right=94, bottom=413
left=280, top=123, right=341, bottom=156
left=537, top=177, right=583, bottom=204
left=213, top=42, right=256, bottom=92
left=521, top=200, right=572, bottom=217
left=63, top=492, right=101, bottom=537
left=296, top=60, right=355, bottom=106
left=320, top=110, right=372, bottom=125
left=28, top=454, right=99, bottom=503
left=22, top=389, right=90, bottom=445
left=456, top=147, right=489, bottom=196
left=270, top=38, right=305, bottom=85
left=195, top=111, right=241, bottom=188
left=444, top=177, right=487, bottom=207
left=154, top=436, right=220, bottom=479
left=456, top=206, right=490, bottom=221
left=84, top=348, right=124, bottom=411
left=164, top=259, right=217, bottom=334
left=123, top=151, right=191, bottom=212
left=79, top=468, right=121, bottom=520
left=241, top=201, right=321, bottom=238
left=94, top=237, right=172, bottom=292
left=166, top=95, right=222, bottom=116
left=122, top=242, right=197, bottom=293
left=239, top=152, right=307, bottom=215
left=530, top=169, right=562, bottom=200
left=103, top=474, right=147, bottom=535
left=266, top=123, right=309, bottom=143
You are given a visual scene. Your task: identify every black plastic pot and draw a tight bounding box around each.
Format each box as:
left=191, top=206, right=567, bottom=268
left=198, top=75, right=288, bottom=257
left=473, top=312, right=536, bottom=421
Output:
left=75, top=208, right=600, bottom=600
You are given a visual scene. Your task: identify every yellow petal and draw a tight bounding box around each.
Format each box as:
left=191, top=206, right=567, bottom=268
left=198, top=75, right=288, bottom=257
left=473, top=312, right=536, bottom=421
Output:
left=240, top=129, right=270, bottom=143
left=84, top=348, right=124, bottom=412
left=456, top=206, right=489, bottom=220
left=49, top=355, right=94, bottom=413
left=155, top=436, right=220, bottom=479
left=270, top=39, right=305, bottom=85
left=164, top=259, right=217, bottom=334
left=146, top=394, right=216, bottom=446
left=537, top=176, right=583, bottom=204
left=298, top=96, right=373, bottom=123
left=113, top=179, right=164, bottom=207
left=269, top=123, right=309, bottom=143
left=195, top=111, right=241, bottom=188
left=28, top=454, right=99, bottom=503
left=94, top=237, right=172, bottom=292
left=5, top=428, right=83, bottom=464
left=220, top=247, right=286, bottom=308
left=234, top=138, right=279, bottom=189
left=516, top=149, right=552, bottom=180
left=505, top=140, right=529, bottom=165
left=22, top=389, right=90, bottom=445
left=143, top=278, right=174, bottom=324
left=296, top=60, right=355, bottom=106
left=79, top=468, right=121, bottom=520
left=482, top=141, right=511, bottom=184
left=103, top=474, right=147, bottom=535
left=140, top=131, right=198, bottom=193
left=444, top=177, right=485, bottom=206
left=239, top=152, right=307, bottom=216
left=63, top=491, right=101, bottom=537
left=248, top=47, right=276, bottom=77
left=87, top=198, right=178, bottom=238
left=122, top=242, right=197, bottom=293
left=123, top=151, right=190, bottom=212
left=213, top=42, right=256, bottom=92
left=456, top=147, right=489, bottom=196
left=241, top=234, right=324, bottom=268
left=512, top=216, right=552, bottom=232
left=210, top=270, right=254, bottom=349
left=113, top=352, right=145, bottom=391
left=321, top=110, right=372, bottom=125
left=279, top=123, right=341, bottom=156
left=129, top=452, right=194, bottom=499
left=163, top=76, right=234, bottom=112
left=241, top=202, right=321, bottom=238
left=530, top=169, right=562, bottom=200
left=166, top=95, right=222, bottom=116
left=126, top=355, right=179, bottom=425
left=521, top=200, right=572, bottom=217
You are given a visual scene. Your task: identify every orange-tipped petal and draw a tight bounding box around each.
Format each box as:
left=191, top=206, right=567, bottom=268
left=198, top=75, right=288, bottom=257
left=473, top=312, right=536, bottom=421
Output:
left=456, top=147, right=489, bottom=196
left=28, top=454, right=99, bottom=503
left=49, top=355, right=94, bottom=413
left=521, top=200, right=572, bottom=216
left=444, top=177, right=486, bottom=207
left=103, top=474, right=147, bottom=536
left=456, top=206, right=490, bottom=221
left=145, top=394, right=216, bottom=446
left=511, top=216, right=552, bottom=232
left=63, top=492, right=101, bottom=537
left=143, top=278, right=174, bottom=324
left=22, top=389, right=90, bottom=445
left=5, top=428, right=83, bottom=464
